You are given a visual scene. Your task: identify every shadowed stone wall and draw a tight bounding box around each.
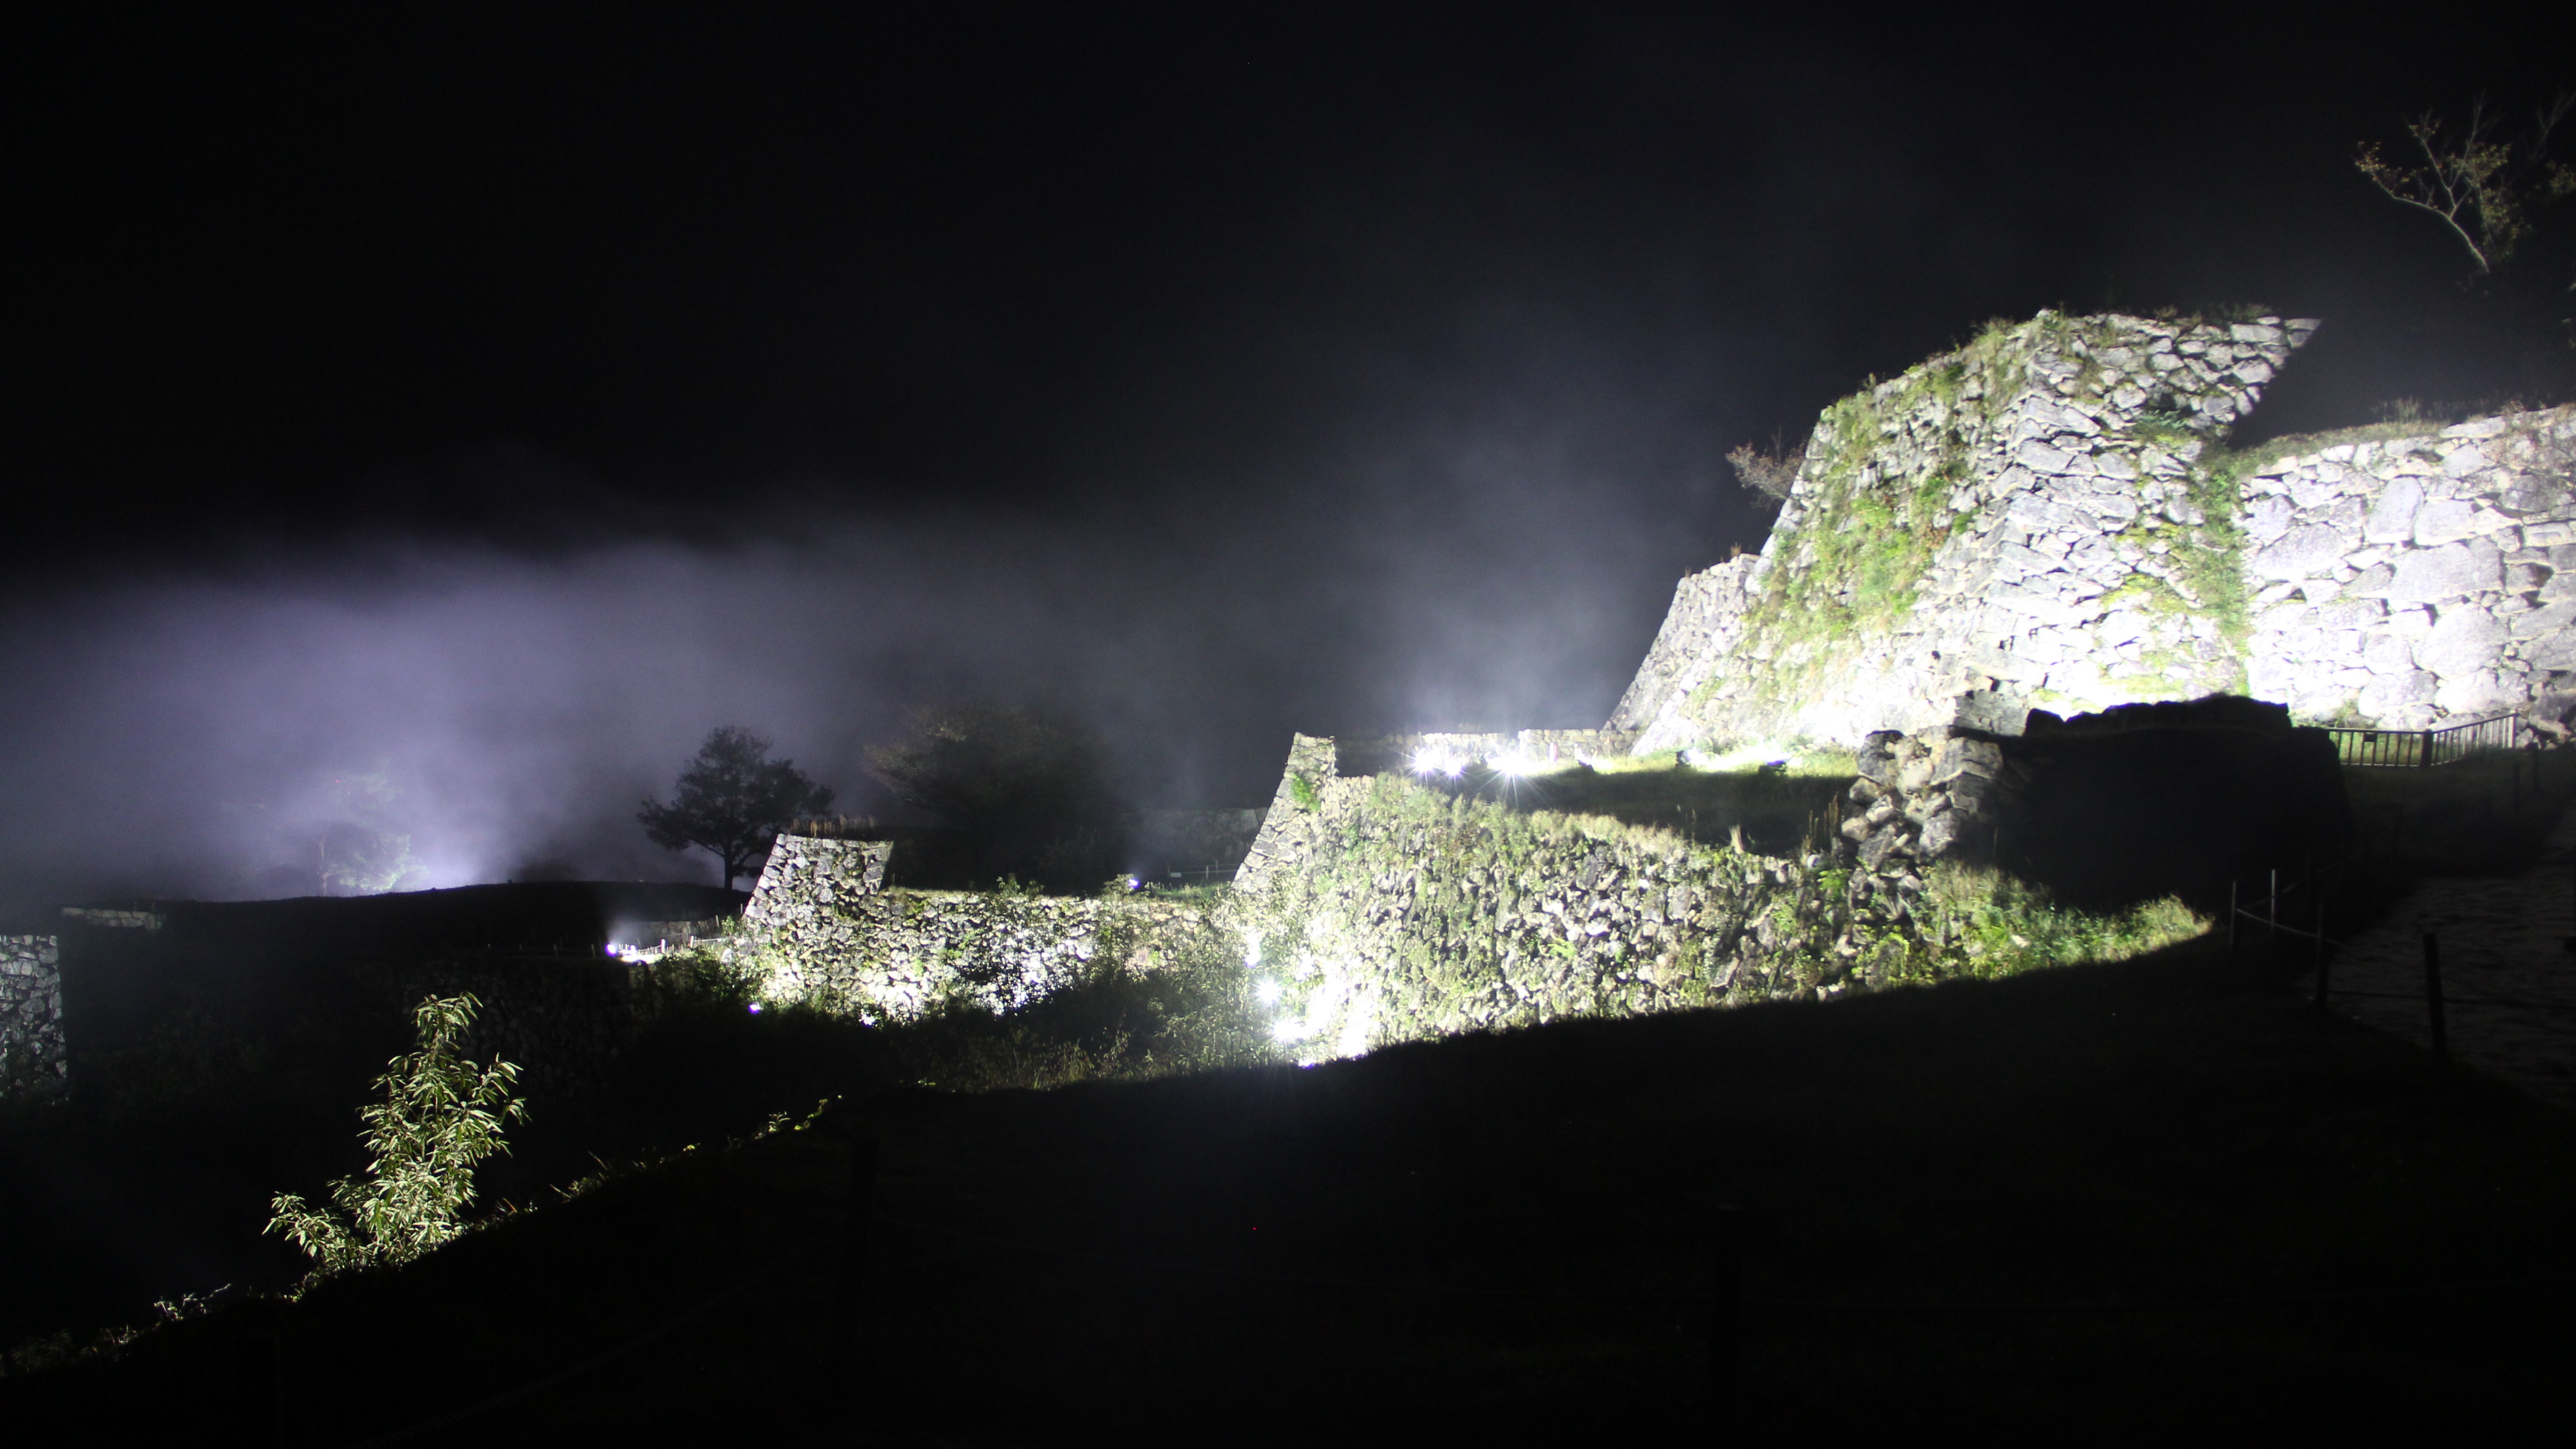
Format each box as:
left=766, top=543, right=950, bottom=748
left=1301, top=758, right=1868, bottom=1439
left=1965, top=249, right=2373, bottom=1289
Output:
left=1, top=936, right=68, bottom=1102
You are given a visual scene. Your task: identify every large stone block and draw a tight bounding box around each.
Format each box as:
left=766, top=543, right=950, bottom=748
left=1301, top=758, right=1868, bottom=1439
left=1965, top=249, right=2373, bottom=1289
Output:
left=2374, top=540, right=2502, bottom=605
left=2414, top=609, right=2510, bottom=678
left=2250, top=525, right=2352, bottom=580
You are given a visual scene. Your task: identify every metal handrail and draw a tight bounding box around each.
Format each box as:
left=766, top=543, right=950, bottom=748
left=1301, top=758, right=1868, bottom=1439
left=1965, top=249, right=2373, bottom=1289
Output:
left=2319, top=712, right=2522, bottom=768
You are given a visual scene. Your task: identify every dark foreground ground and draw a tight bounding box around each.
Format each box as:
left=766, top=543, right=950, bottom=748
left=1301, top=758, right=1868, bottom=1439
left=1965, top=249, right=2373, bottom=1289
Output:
left=7, top=921, right=2574, bottom=1444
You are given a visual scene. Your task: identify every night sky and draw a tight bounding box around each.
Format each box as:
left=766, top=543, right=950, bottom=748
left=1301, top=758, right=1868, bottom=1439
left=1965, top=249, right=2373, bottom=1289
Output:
left=3, top=5, right=2569, bottom=904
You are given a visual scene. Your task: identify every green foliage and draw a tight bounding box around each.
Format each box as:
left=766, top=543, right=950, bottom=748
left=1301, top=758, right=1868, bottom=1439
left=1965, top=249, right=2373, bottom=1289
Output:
left=1919, top=864, right=2206, bottom=977
left=879, top=913, right=1274, bottom=1091
left=1288, top=773, right=1321, bottom=810
left=1699, top=318, right=2029, bottom=721
left=265, top=993, right=526, bottom=1278
left=640, top=726, right=835, bottom=889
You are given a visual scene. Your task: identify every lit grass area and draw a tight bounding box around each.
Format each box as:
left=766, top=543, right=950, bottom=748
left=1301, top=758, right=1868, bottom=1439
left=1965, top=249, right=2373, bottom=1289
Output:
left=20, top=929, right=2574, bottom=1439
left=1920, top=863, right=2207, bottom=978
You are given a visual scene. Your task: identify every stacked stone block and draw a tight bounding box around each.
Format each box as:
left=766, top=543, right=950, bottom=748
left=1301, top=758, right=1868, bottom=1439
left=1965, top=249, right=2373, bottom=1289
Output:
left=1840, top=727, right=2006, bottom=870
left=2241, top=409, right=2576, bottom=728
left=1235, top=735, right=1955, bottom=1058
left=1, top=935, right=68, bottom=1102
left=1615, top=311, right=2313, bottom=750
left=743, top=834, right=1215, bottom=1020
left=1611, top=307, right=2576, bottom=748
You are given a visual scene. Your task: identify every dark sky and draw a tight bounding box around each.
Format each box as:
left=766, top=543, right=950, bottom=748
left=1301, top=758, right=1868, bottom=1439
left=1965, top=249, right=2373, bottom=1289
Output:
left=2, top=5, right=2569, bottom=903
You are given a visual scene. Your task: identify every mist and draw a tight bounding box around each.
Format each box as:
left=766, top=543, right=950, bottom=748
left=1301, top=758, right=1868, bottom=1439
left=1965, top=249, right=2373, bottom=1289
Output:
left=0, top=390, right=1729, bottom=911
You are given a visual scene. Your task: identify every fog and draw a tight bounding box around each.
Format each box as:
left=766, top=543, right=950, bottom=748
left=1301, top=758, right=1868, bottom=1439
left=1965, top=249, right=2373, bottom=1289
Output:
left=0, top=390, right=1738, bottom=910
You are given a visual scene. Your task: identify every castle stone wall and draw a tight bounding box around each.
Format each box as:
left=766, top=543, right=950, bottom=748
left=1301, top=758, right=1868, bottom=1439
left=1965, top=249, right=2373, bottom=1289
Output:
left=1616, top=311, right=2313, bottom=749
left=743, top=834, right=1217, bottom=1020
left=1233, top=735, right=2004, bottom=1059
left=2240, top=409, right=2576, bottom=727
left=1, top=936, right=68, bottom=1102
left=1612, top=310, right=2576, bottom=747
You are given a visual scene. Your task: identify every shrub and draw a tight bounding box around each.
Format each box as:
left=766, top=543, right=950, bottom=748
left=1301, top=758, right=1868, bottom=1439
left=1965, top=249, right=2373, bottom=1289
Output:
left=266, top=993, right=527, bottom=1278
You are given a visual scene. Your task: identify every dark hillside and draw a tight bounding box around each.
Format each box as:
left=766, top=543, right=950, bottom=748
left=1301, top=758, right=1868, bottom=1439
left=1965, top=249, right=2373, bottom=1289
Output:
left=9, top=927, right=2575, bottom=1441
left=1, top=882, right=744, bottom=1348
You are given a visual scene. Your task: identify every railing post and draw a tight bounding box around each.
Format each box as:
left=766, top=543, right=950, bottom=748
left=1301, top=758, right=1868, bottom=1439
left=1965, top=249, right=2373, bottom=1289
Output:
left=2422, top=932, right=2448, bottom=1062
left=2420, top=728, right=2435, bottom=768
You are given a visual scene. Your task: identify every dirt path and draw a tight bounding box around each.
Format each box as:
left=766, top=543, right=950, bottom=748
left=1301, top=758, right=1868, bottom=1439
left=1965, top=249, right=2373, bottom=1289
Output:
left=2320, top=805, right=2576, bottom=1111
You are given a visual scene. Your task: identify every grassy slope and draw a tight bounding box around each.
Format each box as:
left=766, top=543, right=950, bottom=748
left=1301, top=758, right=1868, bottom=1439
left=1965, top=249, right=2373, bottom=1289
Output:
left=10, top=926, right=2574, bottom=1443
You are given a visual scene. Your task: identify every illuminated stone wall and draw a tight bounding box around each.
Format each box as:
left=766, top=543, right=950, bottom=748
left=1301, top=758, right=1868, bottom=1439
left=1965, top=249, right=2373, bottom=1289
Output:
left=742, top=834, right=1220, bottom=1020
left=0, top=935, right=68, bottom=1102
left=1233, top=735, right=1950, bottom=1058
left=1612, top=309, right=2576, bottom=747
left=1613, top=310, right=2312, bottom=749
left=2239, top=408, right=2576, bottom=728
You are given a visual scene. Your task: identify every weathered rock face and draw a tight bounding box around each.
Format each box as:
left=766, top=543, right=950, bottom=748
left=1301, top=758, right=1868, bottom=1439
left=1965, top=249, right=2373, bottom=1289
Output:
left=1609, top=304, right=2576, bottom=747
left=1, top=935, right=68, bottom=1102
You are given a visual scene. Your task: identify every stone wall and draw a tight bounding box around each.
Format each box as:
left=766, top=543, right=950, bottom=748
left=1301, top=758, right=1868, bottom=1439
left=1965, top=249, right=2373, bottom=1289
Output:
left=1233, top=735, right=1995, bottom=1059
left=1, top=935, right=68, bottom=1102
left=60, top=907, right=164, bottom=931
left=1614, top=310, right=2313, bottom=750
left=743, top=834, right=1219, bottom=1020
left=1837, top=727, right=2007, bottom=871
left=2239, top=409, right=2576, bottom=727
left=1612, top=310, right=2576, bottom=749
left=395, top=953, right=656, bottom=1107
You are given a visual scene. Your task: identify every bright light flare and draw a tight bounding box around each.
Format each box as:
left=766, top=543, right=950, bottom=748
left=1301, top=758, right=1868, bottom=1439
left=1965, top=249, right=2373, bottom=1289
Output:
left=1254, top=977, right=1283, bottom=1005
left=1270, top=1018, right=1307, bottom=1044
left=1411, top=747, right=1467, bottom=779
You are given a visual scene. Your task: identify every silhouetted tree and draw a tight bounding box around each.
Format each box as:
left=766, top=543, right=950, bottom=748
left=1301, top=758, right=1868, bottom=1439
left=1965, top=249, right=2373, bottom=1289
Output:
left=869, top=703, right=1125, bottom=887
left=2355, top=94, right=2570, bottom=277
left=638, top=726, right=835, bottom=889
left=2356, top=93, right=2576, bottom=369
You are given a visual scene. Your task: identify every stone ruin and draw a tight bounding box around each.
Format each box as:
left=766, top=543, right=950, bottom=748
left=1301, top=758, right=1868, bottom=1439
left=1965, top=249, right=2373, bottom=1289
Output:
left=1609, top=310, right=2576, bottom=751
left=1, top=935, right=68, bottom=1102
left=1840, top=727, right=2006, bottom=872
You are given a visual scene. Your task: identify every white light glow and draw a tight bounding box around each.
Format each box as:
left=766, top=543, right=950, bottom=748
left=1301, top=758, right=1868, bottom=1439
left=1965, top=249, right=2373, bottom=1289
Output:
left=1270, top=1018, right=1306, bottom=1043
left=1254, top=977, right=1283, bottom=1005
left=1411, top=746, right=1468, bottom=778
